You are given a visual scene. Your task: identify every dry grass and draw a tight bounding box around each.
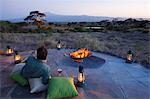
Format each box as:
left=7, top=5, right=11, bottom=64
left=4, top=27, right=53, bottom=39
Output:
left=0, top=33, right=57, bottom=50
left=71, top=34, right=107, bottom=51
left=0, top=32, right=149, bottom=67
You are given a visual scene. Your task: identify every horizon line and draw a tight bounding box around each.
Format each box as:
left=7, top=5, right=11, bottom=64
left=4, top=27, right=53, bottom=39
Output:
left=0, top=11, right=150, bottom=20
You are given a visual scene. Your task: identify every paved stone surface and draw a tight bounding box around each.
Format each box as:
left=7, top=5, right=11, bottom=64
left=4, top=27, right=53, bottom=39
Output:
left=0, top=49, right=150, bottom=99
left=60, top=55, right=105, bottom=68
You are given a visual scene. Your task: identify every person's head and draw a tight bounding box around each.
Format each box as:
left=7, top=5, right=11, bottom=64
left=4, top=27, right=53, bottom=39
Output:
left=127, top=50, right=132, bottom=54
left=37, top=46, right=48, bottom=60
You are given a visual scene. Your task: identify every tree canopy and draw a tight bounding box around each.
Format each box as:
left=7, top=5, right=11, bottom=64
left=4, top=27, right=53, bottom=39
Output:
left=24, top=11, right=48, bottom=30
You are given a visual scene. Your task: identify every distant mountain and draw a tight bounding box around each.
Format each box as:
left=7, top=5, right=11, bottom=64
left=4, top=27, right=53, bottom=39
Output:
left=44, top=12, right=115, bottom=22
left=1, top=12, right=115, bottom=22
left=1, top=12, right=149, bottom=22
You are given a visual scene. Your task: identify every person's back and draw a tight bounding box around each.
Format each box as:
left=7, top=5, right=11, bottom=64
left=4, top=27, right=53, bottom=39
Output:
left=22, top=46, right=50, bottom=85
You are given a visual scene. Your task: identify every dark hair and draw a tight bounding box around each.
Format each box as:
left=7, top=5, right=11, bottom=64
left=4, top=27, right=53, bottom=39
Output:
left=127, top=50, right=132, bottom=54
left=37, top=46, right=48, bottom=60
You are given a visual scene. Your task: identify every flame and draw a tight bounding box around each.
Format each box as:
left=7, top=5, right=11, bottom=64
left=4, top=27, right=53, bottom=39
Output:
left=70, top=48, right=91, bottom=59
left=78, top=73, right=85, bottom=83
left=15, top=55, right=21, bottom=61
left=57, top=44, right=61, bottom=49
left=127, top=54, right=132, bottom=61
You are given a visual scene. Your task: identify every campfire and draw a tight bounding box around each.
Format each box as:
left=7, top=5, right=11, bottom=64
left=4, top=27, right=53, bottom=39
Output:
left=70, top=48, right=92, bottom=60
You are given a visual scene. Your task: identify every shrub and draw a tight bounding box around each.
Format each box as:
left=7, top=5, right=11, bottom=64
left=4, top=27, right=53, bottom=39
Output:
left=73, top=27, right=92, bottom=32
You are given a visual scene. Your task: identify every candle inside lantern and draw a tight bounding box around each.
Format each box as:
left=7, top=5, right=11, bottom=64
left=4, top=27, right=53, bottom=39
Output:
left=126, top=50, right=133, bottom=63
left=127, top=54, right=132, bottom=61
left=57, top=44, right=61, bottom=49
left=57, top=41, right=62, bottom=50
left=14, top=51, right=21, bottom=64
left=78, top=73, right=85, bottom=83
left=6, top=46, right=13, bottom=55
left=77, top=66, right=85, bottom=83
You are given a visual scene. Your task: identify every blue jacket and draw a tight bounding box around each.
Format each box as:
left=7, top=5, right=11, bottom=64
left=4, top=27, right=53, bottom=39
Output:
left=22, top=56, right=50, bottom=84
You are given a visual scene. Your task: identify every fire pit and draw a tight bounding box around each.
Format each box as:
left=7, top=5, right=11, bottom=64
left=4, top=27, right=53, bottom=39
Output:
left=60, top=49, right=105, bottom=68
left=70, top=48, right=92, bottom=59
left=70, top=48, right=92, bottom=63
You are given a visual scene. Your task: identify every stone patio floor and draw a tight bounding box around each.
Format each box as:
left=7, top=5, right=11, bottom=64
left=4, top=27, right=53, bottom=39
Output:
left=0, top=49, right=150, bottom=99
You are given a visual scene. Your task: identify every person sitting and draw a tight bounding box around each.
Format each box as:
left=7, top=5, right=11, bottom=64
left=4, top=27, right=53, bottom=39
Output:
left=21, top=46, right=51, bottom=85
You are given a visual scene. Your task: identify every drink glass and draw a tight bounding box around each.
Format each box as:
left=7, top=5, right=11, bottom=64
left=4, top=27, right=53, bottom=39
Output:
left=57, top=68, right=62, bottom=76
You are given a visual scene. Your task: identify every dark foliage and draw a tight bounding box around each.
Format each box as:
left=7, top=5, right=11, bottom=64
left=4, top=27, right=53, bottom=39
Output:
left=0, top=18, right=149, bottom=33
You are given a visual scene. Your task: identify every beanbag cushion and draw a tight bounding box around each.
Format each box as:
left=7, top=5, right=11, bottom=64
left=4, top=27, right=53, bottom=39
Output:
left=28, top=77, right=48, bottom=93
left=47, top=77, right=78, bottom=99
left=10, top=63, right=28, bottom=86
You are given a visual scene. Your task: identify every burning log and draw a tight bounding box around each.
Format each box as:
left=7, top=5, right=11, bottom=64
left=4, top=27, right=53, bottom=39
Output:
left=70, top=48, right=92, bottom=59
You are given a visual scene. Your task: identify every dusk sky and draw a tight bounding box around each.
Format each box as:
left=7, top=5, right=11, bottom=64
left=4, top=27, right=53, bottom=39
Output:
left=0, top=0, right=149, bottom=19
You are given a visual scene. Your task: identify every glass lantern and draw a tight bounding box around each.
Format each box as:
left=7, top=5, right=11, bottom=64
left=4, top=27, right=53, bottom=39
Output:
left=57, top=41, right=62, bottom=50
left=126, top=50, right=133, bottom=63
left=6, top=46, right=13, bottom=56
left=14, top=51, right=21, bottom=64
left=77, top=66, right=85, bottom=87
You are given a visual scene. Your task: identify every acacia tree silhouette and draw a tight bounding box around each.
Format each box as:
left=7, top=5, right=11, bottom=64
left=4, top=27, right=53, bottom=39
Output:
left=24, top=11, right=49, bottom=32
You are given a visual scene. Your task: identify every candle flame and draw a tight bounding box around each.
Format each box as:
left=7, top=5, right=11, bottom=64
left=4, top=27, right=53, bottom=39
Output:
left=15, top=55, right=21, bottom=61
left=127, top=54, right=132, bottom=61
left=6, top=49, right=13, bottom=54
left=78, top=73, right=85, bottom=83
